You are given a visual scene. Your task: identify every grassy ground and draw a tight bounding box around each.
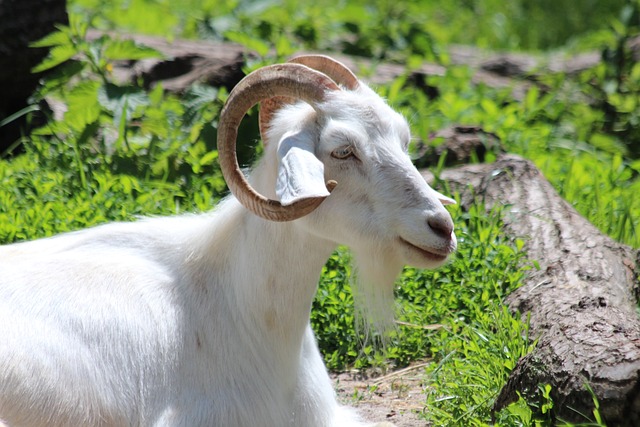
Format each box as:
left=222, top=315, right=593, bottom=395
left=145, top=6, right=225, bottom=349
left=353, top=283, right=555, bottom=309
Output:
left=1, top=1, right=639, bottom=425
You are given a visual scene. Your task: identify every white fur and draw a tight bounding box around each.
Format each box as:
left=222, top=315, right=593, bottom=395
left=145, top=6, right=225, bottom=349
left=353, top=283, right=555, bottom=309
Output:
left=0, top=77, right=456, bottom=426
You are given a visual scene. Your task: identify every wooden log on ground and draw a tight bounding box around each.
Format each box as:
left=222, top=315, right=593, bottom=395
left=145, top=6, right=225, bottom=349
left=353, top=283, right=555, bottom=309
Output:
left=86, top=30, right=249, bottom=92
left=85, top=30, right=536, bottom=99
left=80, top=32, right=636, bottom=102
left=413, top=125, right=504, bottom=168
left=422, top=154, right=640, bottom=425
left=448, top=45, right=603, bottom=77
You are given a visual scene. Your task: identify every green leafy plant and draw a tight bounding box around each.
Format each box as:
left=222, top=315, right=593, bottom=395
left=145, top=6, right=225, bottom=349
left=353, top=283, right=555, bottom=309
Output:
left=0, top=21, right=232, bottom=243
left=570, top=0, right=640, bottom=158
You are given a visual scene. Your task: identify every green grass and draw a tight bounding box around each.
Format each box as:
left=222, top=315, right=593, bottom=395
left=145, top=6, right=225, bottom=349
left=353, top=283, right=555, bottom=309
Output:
left=2, top=1, right=639, bottom=426
left=313, top=202, right=527, bottom=370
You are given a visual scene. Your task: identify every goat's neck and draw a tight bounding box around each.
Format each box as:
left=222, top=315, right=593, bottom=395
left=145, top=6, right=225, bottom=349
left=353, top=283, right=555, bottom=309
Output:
left=239, top=151, right=336, bottom=343
left=196, top=150, right=336, bottom=374
left=198, top=198, right=335, bottom=370
left=237, top=211, right=334, bottom=341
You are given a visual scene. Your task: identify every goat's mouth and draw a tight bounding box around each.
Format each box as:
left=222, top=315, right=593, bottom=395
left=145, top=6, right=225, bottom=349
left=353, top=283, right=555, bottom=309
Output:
left=398, top=237, right=449, bottom=262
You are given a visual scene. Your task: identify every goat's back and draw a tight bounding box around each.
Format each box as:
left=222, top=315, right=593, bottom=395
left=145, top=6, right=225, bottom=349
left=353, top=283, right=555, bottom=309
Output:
left=0, top=217, right=205, bottom=426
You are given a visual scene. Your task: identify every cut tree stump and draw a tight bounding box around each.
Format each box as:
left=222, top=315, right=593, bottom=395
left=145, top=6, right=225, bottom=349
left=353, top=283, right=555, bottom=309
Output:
left=422, top=154, right=640, bottom=425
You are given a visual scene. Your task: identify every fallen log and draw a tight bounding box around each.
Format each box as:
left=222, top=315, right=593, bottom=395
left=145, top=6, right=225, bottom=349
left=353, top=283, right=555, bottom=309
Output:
left=86, top=31, right=640, bottom=103
left=422, top=154, right=640, bottom=425
left=86, top=30, right=535, bottom=99
left=91, top=31, right=640, bottom=101
left=86, top=30, right=249, bottom=92
left=413, top=125, right=504, bottom=168
left=447, top=44, right=602, bottom=77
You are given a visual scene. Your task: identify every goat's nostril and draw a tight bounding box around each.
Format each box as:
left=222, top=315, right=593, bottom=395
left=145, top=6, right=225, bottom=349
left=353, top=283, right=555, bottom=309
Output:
left=428, top=215, right=454, bottom=239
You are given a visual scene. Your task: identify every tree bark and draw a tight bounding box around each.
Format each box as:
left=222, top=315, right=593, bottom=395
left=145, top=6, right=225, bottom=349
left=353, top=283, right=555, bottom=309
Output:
left=422, top=154, right=640, bottom=425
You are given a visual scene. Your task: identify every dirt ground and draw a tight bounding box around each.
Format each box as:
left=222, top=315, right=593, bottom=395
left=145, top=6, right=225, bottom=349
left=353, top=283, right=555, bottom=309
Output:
left=331, top=361, right=431, bottom=427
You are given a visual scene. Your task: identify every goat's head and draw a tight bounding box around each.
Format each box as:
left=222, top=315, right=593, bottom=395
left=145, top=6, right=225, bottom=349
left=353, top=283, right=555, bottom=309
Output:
left=218, top=56, right=456, bottom=327
left=219, top=55, right=456, bottom=267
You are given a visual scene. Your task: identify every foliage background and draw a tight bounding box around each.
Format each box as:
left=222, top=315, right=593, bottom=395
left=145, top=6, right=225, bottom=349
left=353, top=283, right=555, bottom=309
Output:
left=1, top=0, right=639, bottom=425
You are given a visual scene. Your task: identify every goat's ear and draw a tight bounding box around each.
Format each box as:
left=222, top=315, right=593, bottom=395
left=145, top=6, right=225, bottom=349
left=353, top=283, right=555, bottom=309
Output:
left=276, top=130, right=330, bottom=206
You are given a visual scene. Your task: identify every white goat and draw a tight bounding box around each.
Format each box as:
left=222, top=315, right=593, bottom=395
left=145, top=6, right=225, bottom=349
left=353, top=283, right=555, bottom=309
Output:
left=0, top=55, right=456, bottom=427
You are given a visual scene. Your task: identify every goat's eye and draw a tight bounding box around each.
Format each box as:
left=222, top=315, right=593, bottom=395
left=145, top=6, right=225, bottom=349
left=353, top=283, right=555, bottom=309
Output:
left=331, top=146, right=355, bottom=159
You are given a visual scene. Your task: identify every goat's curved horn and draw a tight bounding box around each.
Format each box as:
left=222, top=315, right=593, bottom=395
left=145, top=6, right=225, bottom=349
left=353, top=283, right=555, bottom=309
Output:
left=259, top=55, right=359, bottom=141
left=258, top=95, right=294, bottom=142
left=218, top=63, right=339, bottom=222
left=289, top=55, right=359, bottom=90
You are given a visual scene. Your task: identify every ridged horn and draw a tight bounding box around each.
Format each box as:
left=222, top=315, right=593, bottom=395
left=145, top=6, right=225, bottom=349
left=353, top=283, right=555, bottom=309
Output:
left=259, top=55, right=359, bottom=142
left=218, top=63, right=340, bottom=222
left=289, top=55, right=359, bottom=90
